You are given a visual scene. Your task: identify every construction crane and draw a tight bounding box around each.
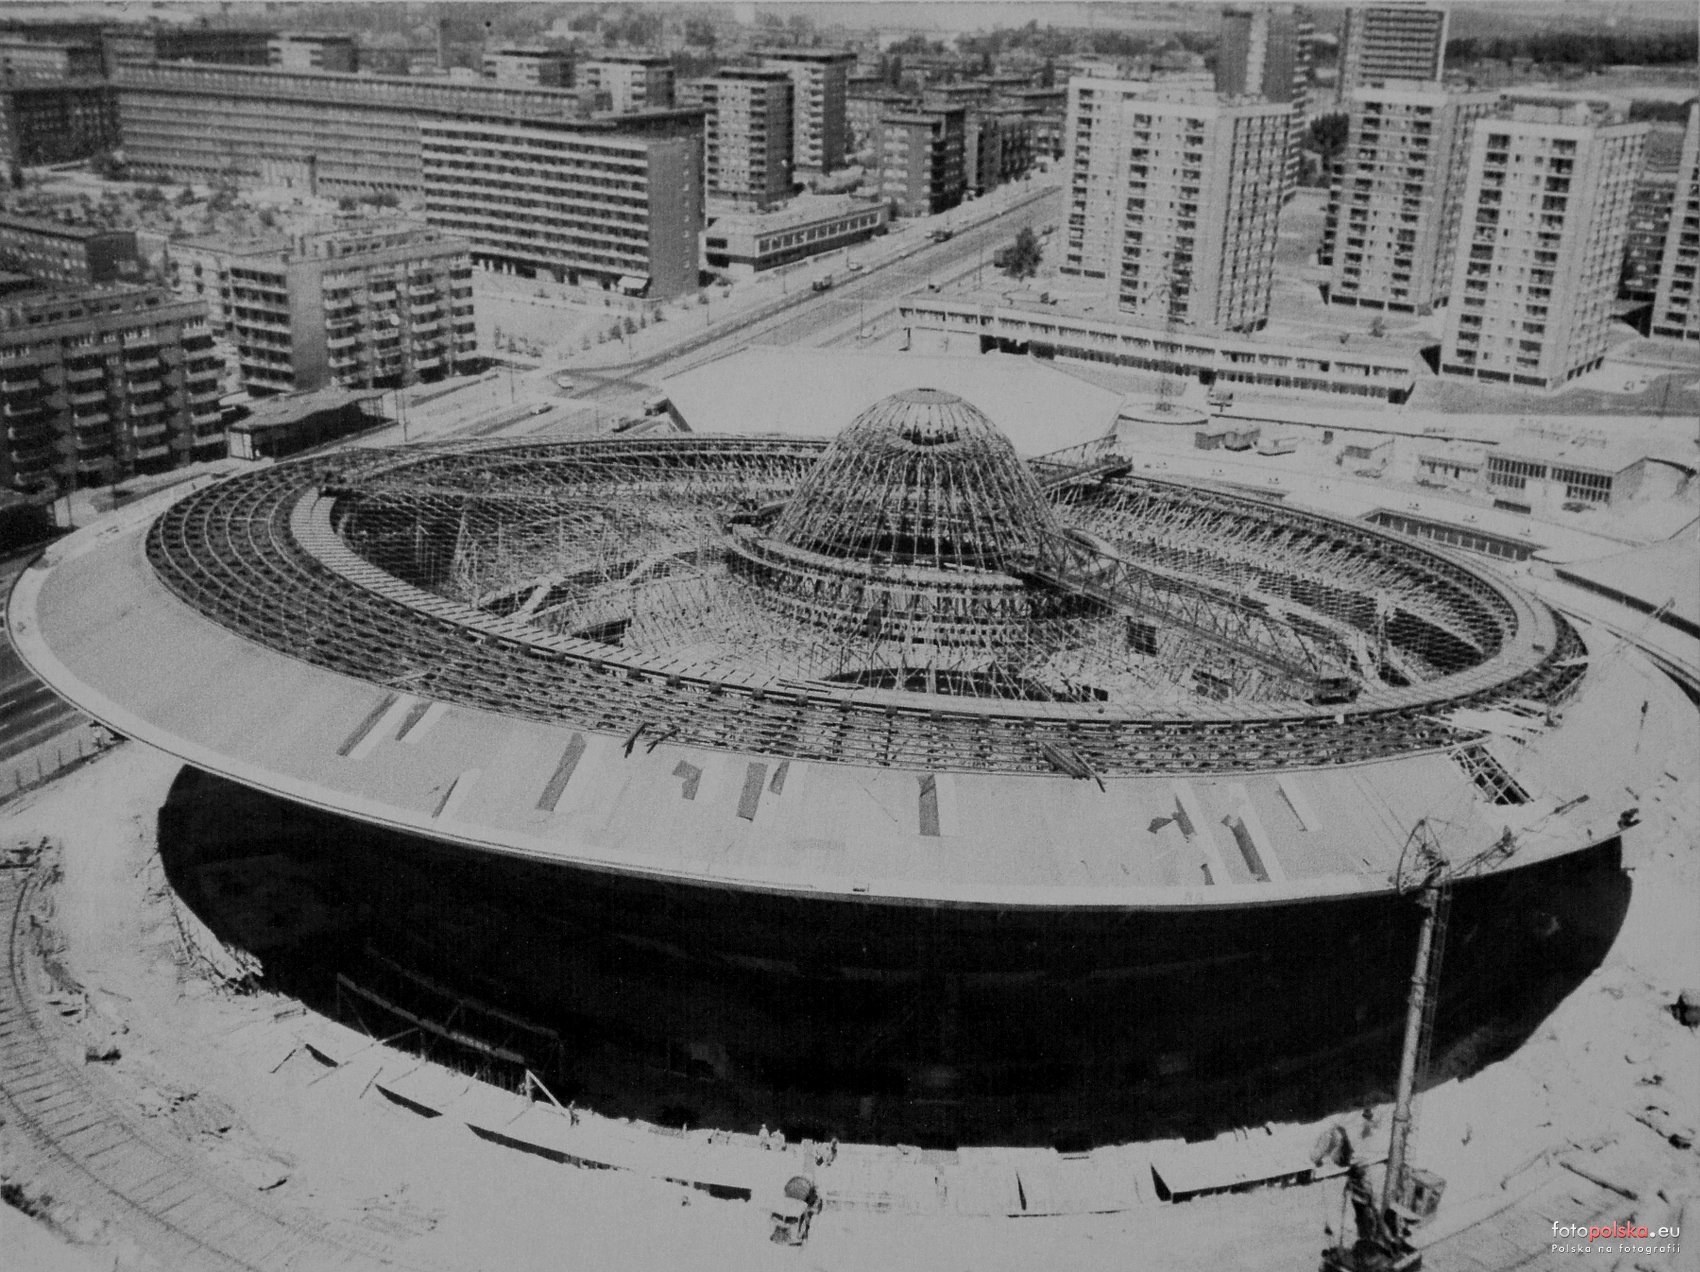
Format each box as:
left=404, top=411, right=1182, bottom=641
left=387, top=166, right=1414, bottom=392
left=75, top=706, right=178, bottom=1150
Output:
left=1319, top=818, right=1516, bottom=1272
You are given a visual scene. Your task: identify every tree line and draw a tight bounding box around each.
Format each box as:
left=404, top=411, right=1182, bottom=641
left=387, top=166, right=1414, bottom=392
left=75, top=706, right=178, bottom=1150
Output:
left=1446, top=30, right=1698, bottom=70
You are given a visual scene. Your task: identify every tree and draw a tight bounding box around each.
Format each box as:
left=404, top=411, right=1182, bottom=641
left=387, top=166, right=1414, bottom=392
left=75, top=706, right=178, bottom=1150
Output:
left=682, top=16, right=716, bottom=48
left=1306, top=113, right=1350, bottom=166
left=996, top=226, right=1043, bottom=280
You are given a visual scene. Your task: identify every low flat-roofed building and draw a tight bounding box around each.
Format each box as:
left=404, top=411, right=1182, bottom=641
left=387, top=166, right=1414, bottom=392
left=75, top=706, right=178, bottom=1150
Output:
left=225, top=385, right=384, bottom=460
left=703, top=196, right=886, bottom=276
left=1483, top=429, right=1692, bottom=510
left=900, top=295, right=1418, bottom=403
left=171, top=220, right=476, bottom=396
left=0, top=212, right=139, bottom=286
left=0, top=283, right=222, bottom=490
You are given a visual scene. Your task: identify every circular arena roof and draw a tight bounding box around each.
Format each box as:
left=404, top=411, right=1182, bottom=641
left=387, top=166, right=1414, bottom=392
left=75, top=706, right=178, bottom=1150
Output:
left=135, top=392, right=1577, bottom=780
left=15, top=388, right=1654, bottom=911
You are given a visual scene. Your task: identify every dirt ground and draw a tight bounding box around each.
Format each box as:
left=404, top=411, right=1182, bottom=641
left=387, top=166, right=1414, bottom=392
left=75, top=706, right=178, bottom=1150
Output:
left=1, top=689, right=1696, bottom=1272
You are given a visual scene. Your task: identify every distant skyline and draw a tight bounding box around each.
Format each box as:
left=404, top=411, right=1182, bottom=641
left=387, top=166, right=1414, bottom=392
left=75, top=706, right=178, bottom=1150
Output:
left=3, top=0, right=1695, bottom=41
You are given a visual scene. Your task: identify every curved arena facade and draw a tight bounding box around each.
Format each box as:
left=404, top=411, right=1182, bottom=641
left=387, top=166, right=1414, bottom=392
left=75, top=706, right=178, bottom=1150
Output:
left=11, top=390, right=1645, bottom=1145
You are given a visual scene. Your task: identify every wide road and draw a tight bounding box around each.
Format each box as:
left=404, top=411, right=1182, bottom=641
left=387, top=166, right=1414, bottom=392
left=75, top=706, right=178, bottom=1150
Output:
left=527, top=184, right=1063, bottom=408
left=350, top=182, right=1062, bottom=447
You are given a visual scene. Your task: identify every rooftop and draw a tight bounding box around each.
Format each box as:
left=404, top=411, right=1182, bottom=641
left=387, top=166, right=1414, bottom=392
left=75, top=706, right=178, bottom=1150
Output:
left=0, top=210, right=130, bottom=241
left=660, top=348, right=1122, bottom=456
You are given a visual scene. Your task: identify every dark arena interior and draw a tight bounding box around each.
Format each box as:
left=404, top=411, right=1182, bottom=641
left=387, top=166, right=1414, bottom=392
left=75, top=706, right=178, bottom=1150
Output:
left=156, top=768, right=1628, bottom=1151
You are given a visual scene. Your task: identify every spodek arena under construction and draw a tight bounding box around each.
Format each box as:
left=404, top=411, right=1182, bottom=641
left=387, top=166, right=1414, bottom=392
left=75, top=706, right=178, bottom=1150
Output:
left=10, top=388, right=1648, bottom=1150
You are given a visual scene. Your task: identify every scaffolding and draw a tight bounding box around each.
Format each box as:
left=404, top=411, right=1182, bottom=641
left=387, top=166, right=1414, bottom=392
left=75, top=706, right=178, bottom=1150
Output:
left=145, top=390, right=1584, bottom=778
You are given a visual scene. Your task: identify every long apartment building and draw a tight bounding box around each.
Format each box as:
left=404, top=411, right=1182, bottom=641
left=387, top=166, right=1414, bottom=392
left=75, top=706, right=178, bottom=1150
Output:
left=113, top=61, right=599, bottom=194
left=1338, top=5, right=1448, bottom=94
left=1215, top=5, right=1313, bottom=197
left=758, top=48, right=854, bottom=176
left=421, top=113, right=704, bottom=300
left=577, top=53, right=674, bottom=113
left=1324, top=82, right=1495, bottom=313
left=698, top=68, right=793, bottom=208
left=877, top=105, right=966, bottom=218
left=1062, top=81, right=1288, bottom=331
left=0, top=285, right=222, bottom=491
left=1440, top=98, right=1647, bottom=389
left=171, top=221, right=476, bottom=397
left=1651, top=103, right=1699, bottom=340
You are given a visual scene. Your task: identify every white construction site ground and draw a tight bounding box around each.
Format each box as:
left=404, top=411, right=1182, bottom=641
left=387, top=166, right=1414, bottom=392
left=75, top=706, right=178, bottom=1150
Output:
left=0, top=670, right=1695, bottom=1271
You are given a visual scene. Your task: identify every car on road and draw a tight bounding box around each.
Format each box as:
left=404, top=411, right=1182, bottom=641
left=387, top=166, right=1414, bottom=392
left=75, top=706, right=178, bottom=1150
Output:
left=530, top=403, right=554, bottom=416
left=847, top=261, right=865, bottom=274
left=811, top=275, right=835, bottom=292
left=930, top=228, right=955, bottom=243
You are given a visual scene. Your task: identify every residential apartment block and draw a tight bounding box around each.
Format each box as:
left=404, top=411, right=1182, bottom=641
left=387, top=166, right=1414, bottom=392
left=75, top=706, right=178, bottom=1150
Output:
left=965, top=108, right=1033, bottom=195
left=1338, top=5, right=1448, bottom=94
left=877, top=105, right=965, bottom=218
left=171, top=222, right=476, bottom=396
left=0, top=285, right=222, bottom=491
left=0, top=214, right=139, bottom=287
left=1619, top=124, right=1686, bottom=303
left=1216, top=5, right=1314, bottom=196
left=149, top=27, right=274, bottom=67
left=578, top=53, right=674, bottom=113
left=758, top=49, right=854, bottom=176
left=113, top=61, right=602, bottom=194
left=483, top=47, right=573, bottom=88
left=420, top=113, right=704, bottom=300
left=1325, top=82, right=1495, bottom=313
left=1440, top=99, right=1647, bottom=388
left=0, top=78, right=118, bottom=169
left=0, top=37, right=104, bottom=79
left=1062, top=81, right=1289, bottom=331
left=269, top=33, right=358, bottom=73
left=698, top=68, right=794, bottom=208
left=1651, top=103, right=1699, bottom=340
left=848, top=86, right=916, bottom=155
